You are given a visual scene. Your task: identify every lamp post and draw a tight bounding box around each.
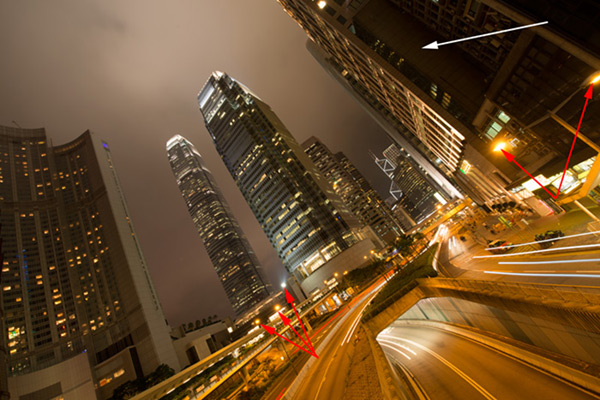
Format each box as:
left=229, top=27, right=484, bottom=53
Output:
left=520, top=73, right=600, bottom=222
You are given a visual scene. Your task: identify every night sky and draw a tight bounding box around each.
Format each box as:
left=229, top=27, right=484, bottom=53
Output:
left=0, top=1, right=393, bottom=326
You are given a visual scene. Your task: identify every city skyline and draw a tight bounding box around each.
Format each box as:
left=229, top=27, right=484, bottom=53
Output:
left=0, top=1, right=393, bottom=325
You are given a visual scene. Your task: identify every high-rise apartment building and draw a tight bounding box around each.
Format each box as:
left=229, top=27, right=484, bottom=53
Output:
left=277, top=0, right=600, bottom=210
left=198, top=72, right=376, bottom=294
left=166, top=135, right=271, bottom=317
left=0, top=126, right=178, bottom=399
left=303, top=136, right=403, bottom=241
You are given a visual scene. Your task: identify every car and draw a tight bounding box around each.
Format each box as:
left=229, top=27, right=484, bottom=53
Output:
left=535, top=230, right=564, bottom=248
left=487, top=239, right=513, bottom=254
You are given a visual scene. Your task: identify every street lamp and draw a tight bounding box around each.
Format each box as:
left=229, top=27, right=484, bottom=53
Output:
left=493, top=141, right=507, bottom=153
left=280, top=282, right=286, bottom=289
left=275, top=305, right=280, bottom=311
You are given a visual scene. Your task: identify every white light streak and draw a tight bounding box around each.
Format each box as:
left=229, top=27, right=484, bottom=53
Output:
left=474, top=243, right=600, bottom=259
left=484, top=271, right=600, bottom=278
left=484, top=230, right=600, bottom=251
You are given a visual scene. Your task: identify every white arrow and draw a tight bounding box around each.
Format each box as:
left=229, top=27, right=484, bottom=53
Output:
left=422, top=21, right=548, bottom=50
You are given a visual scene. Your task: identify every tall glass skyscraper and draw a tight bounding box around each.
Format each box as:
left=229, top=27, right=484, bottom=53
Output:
left=0, top=126, right=178, bottom=399
left=198, top=72, right=368, bottom=285
left=166, top=135, right=271, bottom=317
left=303, top=136, right=404, bottom=241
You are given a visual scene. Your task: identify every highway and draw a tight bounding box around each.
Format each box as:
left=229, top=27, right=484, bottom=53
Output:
left=437, top=224, right=600, bottom=286
left=283, top=278, right=386, bottom=400
left=378, top=323, right=599, bottom=400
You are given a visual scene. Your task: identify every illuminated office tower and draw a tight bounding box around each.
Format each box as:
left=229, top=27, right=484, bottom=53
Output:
left=303, top=136, right=403, bottom=241
left=166, top=135, right=271, bottom=317
left=0, top=125, right=178, bottom=400
left=198, top=72, right=375, bottom=294
left=277, top=0, right=600, bottom=209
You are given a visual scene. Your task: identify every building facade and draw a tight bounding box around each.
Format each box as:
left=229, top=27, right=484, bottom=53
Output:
left=166, top=135, right=271, bottom=317
left=303, top=136, right=403, bottom=241
left=198, top=72, right=374, bottom=293
left=378, top=144, right=447, bottom=224
left=277, top=0, right=600, bottom=210
left=0, top=126, right=178, bottom=399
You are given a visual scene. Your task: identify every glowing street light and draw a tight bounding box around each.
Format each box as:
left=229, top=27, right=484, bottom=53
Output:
left=493, top=141, right=507, bottom=152
left=275, top=305, right=280, bottom=311
left=317, top=1, right=326, bottom=9
left=280, top=282, right=286, bottom=289
left=254, top=319, right=260, bottom=325
left=589, top=73, right=600, bottom=85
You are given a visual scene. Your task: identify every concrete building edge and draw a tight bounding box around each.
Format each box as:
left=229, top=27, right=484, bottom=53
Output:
left=391, top=319, right=600, bottom=397
left=363, top=325, right=414, bottom=400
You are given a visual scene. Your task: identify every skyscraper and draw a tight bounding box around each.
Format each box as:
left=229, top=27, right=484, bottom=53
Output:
left=0, top=126, right=178, bottom=399
left=303, top=136, right=403, bottom=241
left=277, top=0, right=599, bottom=210
left=166, top=135, right=271, bottom=317
left=198, top=72, right=375, bottom=294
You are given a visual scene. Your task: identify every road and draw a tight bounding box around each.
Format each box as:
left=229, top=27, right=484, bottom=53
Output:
left=283, top=278, right=385, bottom=400
left=437, top=223, right=600, bottom=286
left=378, top=323, right=599, bottom=400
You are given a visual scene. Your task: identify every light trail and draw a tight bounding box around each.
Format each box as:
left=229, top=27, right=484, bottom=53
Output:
left=380, top=335, right=496, bottom=400
left=378, top=337, right=417, bottom=355
left=484, top=270, right=600, bottom=278
left=473, top=243, right=600, bottom=259
left=498, top=258, right=600, bottom=265
left=484, top=230, right=600, bottom=251
left=379, top=342, right=412, bottom=360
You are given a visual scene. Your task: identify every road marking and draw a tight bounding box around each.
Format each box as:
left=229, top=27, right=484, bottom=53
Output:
left=484, top=271, right=600, bottom=278
left=384, top=336, right=497, bottom=400
left=499, top=259, right=600, bottom=265
left=474, top=243, right=600, bottom=259
left=314, top=349, right=338, bottom=400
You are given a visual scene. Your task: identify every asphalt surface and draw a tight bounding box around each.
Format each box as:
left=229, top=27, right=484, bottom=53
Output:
left=285, top=280, right=385, bottom=400
left=378, top=324, right=600, bottom=400
left=439, top=222, right=600, bottom=286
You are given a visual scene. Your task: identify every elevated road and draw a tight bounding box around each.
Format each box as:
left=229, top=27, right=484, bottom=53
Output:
left=379, top=324, right=599, bottom=400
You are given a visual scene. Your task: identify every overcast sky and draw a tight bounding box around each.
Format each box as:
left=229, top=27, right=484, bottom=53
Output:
left=0, top=0, right=393, bottom=326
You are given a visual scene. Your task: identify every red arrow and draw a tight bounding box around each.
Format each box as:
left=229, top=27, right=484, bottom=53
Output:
left=285, top=288, right=315, bottom=352
left=278, top=311, right=314, bottom=354
left=261, top=324, right=318, bottom=358
left=501, top=84, right=593, bottom=199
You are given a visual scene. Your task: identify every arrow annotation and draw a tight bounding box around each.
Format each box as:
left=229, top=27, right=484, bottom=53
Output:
left=261, top=289, right=318, bottom=358
left=423, top=21, right=548, bottom=50
left=501, top=84, right=593, bottom=199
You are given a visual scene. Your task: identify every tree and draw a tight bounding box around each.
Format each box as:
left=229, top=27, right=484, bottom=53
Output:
left=195, top=319, right=202, bottom=329
left=187, top=322, right=194, bottom=331
left=202, top=318, right=207, bottom=326
left=207, top=315, right=213, bottom=324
